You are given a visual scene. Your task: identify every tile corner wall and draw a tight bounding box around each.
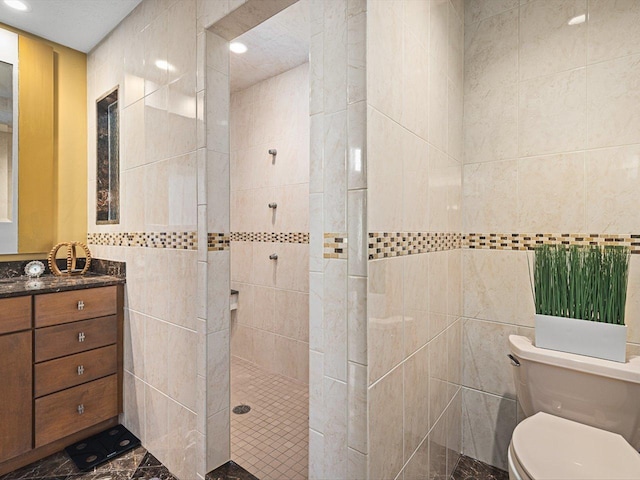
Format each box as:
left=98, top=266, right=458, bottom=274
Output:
left=308, top=0, right=370, bottom=478
left=365, top=1, right=464, bottom=479
left=87, top=1, right=202, bottom=478
left=461, top=0, right=640, bottom=470
left=82, top=0, right=640, bottom=477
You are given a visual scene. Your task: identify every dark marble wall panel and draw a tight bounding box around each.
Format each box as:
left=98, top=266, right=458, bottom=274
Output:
left=96, top=89, right=119, bottom=225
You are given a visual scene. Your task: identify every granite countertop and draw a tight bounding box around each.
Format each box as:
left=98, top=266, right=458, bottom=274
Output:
left=0, top=273, right=125, bottom=298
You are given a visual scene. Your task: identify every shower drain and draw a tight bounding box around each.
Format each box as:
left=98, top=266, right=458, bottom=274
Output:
left=233, top=404, right=251, bottom=415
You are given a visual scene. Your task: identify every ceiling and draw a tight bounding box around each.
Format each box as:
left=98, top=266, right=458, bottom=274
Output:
left=230, top=0, right=309, bottom=93
left=0, top=0, right=142, bottom=53
left=0, top=0, right=309, bottom=88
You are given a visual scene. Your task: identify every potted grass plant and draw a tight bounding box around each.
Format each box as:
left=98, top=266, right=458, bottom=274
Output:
left=531, top=244, right=630, bottom=362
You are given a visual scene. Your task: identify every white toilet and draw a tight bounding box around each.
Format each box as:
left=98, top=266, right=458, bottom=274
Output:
left=508, top=335, right=640, bottom=480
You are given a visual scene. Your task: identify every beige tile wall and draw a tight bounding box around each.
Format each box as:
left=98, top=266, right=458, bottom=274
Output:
left=366, top=1, right=464, bottom=479
left=203, top=23, right=231, bottom=477
left=87, top=1, right=276, bottom=478
left=86, top=1, right=640, bottom=478
left=203, top=0, right=312, bottom=476
left=308, top=0, right=369, bottom=478
left=229, top=63, right=310, bottom=383
left=87, top=1, right=204, bottom=478
left=462, top=0, right=640, bottom=470
left=88, top=0, right=370, bottom=478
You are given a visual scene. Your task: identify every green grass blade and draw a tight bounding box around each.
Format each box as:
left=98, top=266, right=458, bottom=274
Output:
left=532, top=245, right=630, bottom=325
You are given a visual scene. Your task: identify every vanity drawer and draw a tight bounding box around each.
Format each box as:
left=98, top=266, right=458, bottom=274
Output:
left=34, top=345, right=117, bottom=398
left=0, top=296, right=31, bottom=334
left=34, top=286, right=117, bottom=327
left=35, top=375, right=118, bottom=448
left=34, top=316, right=117, bottom=362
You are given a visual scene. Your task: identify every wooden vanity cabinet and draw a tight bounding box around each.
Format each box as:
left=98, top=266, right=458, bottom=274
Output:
left=0, top=283, right=124, bottom=476
left=34, top=287, right=118, bottom=327
left=0, top=297, right=32, bottom=464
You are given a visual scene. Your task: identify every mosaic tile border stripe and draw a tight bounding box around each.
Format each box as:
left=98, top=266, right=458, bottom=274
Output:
left=368, top=232, right=462, bottom=260
left=464, top=233, right=640, bottom=253
left=87, top=232, right=197, bottom=250
left=230, top=232, right=309, bottom=244
left=324, top=233, right=348, bottom=259
left=208, top=233, right=230, bottom=251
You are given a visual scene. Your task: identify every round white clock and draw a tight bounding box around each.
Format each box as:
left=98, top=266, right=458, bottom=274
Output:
left=25, top=260, right=45, bottom=278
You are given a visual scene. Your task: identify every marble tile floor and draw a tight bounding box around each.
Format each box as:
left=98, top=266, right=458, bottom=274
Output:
left=208, top=456, right=510, bottom=480
left=206, top=461, right=258, bottom=480
left=0, top=446, right=177, bottom=480
left=230, top=357, right=309, bottom=480
left=208, top=455, right=507, bottom=480
left=450, top=455, right=509, bottom=480
left=0, top=441, right=507, bottom=480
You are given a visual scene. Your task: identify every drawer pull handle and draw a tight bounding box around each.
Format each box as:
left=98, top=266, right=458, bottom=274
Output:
left=77, top=365, right=84, bottom=375
left=78, top=332, right=86, bottom=342
left=77, top=300, right=85, bottom=310
left=77, top=404, right=85, bottom=415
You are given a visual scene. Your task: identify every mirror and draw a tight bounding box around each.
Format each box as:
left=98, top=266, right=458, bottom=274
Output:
left=0, top=61, right=14, bottom=222
left=0, top=24, right=87, bottom=257
left=0, top=28, right=18, bottom=254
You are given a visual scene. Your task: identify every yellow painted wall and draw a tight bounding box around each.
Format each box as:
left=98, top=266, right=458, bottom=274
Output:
left=18, top=35, right=54, bottom=253
left=0, top=23, right=87, bottom=260
left=52, top=40, right=87, bottom=247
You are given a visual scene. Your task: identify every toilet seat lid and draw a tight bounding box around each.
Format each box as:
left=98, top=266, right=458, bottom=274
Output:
left=512, top=412, right=640, bottom=479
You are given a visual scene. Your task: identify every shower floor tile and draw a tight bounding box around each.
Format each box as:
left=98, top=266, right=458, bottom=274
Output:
left=231, top=357, right=309, bottom=480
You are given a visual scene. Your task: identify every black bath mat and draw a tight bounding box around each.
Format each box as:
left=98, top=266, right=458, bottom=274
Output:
left=65, top=424, right=141, bottom=472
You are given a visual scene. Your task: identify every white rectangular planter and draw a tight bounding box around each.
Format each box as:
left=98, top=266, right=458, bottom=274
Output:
left=535, top=314, right=627, bottom=363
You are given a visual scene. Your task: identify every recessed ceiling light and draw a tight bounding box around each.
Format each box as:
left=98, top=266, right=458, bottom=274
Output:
left=230, top=42, right=248, bottom=54
left=3, top=0, right=30, bottom=11
left=155, top=59, right=175, bottom=72
left=568, top=13, right=586, bottom=25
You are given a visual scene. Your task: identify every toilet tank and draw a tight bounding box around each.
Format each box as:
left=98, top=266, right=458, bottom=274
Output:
left=509, top=335, right=640, bottom=450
